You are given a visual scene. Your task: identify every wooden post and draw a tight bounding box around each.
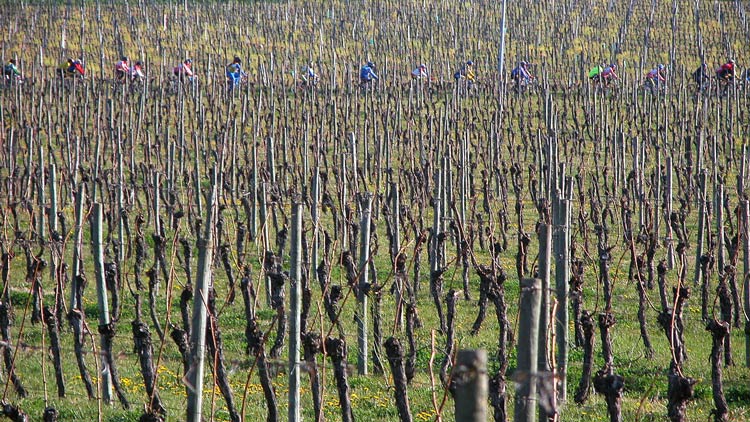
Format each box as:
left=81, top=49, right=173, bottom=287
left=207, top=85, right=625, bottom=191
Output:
left=655, top=151, right=661, bottom=244
left=117, top=136, right=125, bottom=263
left=186, top=181, right=217, bottom=422
left=454, top=349, right=488, bottom=422
left=193, top=135, right=203, bottom=216
left=350, top=133, right=358, bottom=193
left=537, top=222, right=552, bottom=369
left=554, top=186, right=571, bottom=402
left=498, top=0, right=507, bottom=76
left=49, top=164, right=58, bottom=234
left=515, top=278, right=542, bottom=422
left=431, top=170, right=442, bottom=273
left=311, top=167, right=321, bottom=281
left=251, top=139, right=258, bottom=239
left=288, top=201, right=303, bottom=422
left=391, top=181, right=404, bottom=331
left=91, top=203, right=113, bottom=404
left=70, top=184, right=86, bottom=311
left=717, top=184, right=726, bottom=272
left=37, top=139, right=46, bottom=243
left=260, top=183, right=272, bottom=306
left=743, top=199, right=750, bottom=368
left=266, top=136, right=276, bottom=185
left=695, top=170, right=707, bottom=287
left=357, top=193, right=373, bottom=375
left=341, top=149, right=349, bottom=246
left=537, top=222, right=553, bottom=419
left=391, top=182, right=401, bottom=260
left=153, top=171, right=161, bottom=235
left=666, top=156, right=675, bottom=269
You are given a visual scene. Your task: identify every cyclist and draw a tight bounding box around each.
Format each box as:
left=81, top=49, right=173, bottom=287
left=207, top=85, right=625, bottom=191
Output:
left=226, top=56, right=246, bottom=89
left=300, top=62, right=319, bottom=87
left=173, top=58, right=195, bottom=82
left=692, top=62, right=710, bottom=89
left=454, top=60, right=476, bottom=87
left=3, top=59, right=22, bottom=83
left=645, top=64, right=666, bottom=92
left=716, top=59, right=736, bottom=82
left=57, top=58, right=85, bottom=78
left=411, top=63, right=428, bottom=80
left=588, top=63, right=604, bottom=82
left=599, top=64, right=619, bottom=87
left=130, top=60, right=146, bottom=82
left=114, top=56, right=130, bottom=82
left=359, top=61, right=378, bottom=86
left=511, top=60, right=533, bottom=89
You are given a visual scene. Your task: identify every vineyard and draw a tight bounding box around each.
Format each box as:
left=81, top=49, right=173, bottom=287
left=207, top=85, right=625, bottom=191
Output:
left=1, top=0, right=750, bottom=421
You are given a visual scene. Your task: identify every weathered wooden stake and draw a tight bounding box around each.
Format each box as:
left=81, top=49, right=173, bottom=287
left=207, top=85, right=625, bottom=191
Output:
left=49, top=164, right=58, bottom=234
left=391, top=181, right=405, bottom=330
left=695, top=170, right=707, bottom=287
left=666, top=156, right=675, bottom=269
left=357, top=192, right=373, bottom=375
left=537, top=222, right=552, bottom=380
left=717, top=184, right=726, bottom=272
left=186, top=181, right=217, bottom=422
left=70, top=184, right=86, bottom=311
left=554, top=186, right=571, bottom=402
left=454, top=349, right=488, bottom=422
left=743, top=199, right=750, bottom=368
left=92, top=203, right=113, bottom=404
left=260, top=183, right=272, bottom=306
left=37, top=139, right=46, bottom=243
left=288, top=201, right=302, bottom=422
left=515, top=278, right=542, bottom=422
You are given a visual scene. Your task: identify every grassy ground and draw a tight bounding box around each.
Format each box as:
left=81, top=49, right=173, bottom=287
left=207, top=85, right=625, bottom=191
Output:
left=0, top=229, right=748, bottom=421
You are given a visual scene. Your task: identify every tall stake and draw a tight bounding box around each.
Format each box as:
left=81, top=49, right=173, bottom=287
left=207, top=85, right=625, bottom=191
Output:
left=153, top=171, right=161, bottom=235
left=454, top=350, right=488, bottom=421
left=92, top=203, right=113, bottom=404
left=288, top=201, right=303, bottom=422
left=432, top=170, right=442, bottom=273
left=391, top=181, right=404, bottom=330
left=554, top=186, right=571, bottom=402
left=743, top=199, right=750, bottom=368
left=537, top=221, right=553, bottom=419
left=49, top=164, right=58, bottom=234
left=37, top=139, right=46, bottom=243
left=267, top=136, right=276, bottom=185
left=357, top=192, right=373, bottom=375
left=311, top=167, right=321, bottom=281
left=666, top=156, right=675, bottom=269
left=695, top=170, right=707, bottom=287
left=260, top=183, right=271, bottom=306
left=717, top=184, right=726, bottom=272
left=70, top=184, right=86, bottom=311
left=186, top=181, right=217, bottom=422
left=537, top=222, right=552, bottom=371
left=515, top=278, right=542, bottom=422
left=117, top=136, right=125, bottom=263
left=498, top=0, right=507, bottom=76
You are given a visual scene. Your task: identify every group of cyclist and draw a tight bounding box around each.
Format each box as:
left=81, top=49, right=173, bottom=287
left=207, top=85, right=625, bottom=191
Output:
left=359, top=60, right=479, bottom=88
left=692, top=59, right=748, bottom=91
left=4, top=53, right=748, bottom=95
left=114, top=56, right=145, bottom=82
left=585, top=59, right=747, bottom=94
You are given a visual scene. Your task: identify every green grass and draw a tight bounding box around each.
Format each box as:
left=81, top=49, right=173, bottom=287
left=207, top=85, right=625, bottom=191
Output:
left=0, top=241, right=748, bottom=421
